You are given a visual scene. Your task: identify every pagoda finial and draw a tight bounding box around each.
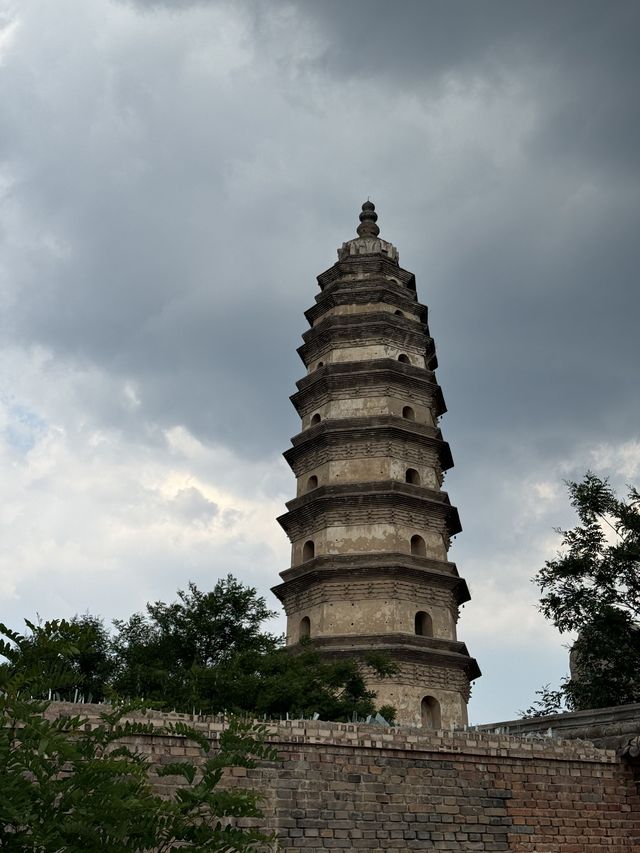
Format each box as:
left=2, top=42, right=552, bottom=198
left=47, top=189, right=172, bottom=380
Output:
left=337, top=199, right=398, bottom=262
left=357, top=200, right=380, bottom=238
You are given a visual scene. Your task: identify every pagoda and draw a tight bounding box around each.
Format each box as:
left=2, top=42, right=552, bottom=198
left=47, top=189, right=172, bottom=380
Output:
left=271, top=202, right=480, bottom=728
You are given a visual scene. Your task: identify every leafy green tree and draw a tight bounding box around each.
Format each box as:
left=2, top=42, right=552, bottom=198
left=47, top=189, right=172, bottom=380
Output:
left=0, top=616, right=114, bottom=702
left=566, top=608, right=640, bottom=709
left=533, top=472, right=640, bottom=711
left=111, top=575, right=279, bottom=708
left=3, top=575, right=397, bottom=722
left=214, top=642, right=397, bottom=722
left=519, top=684, right=566, bottom=719
left=111, top=577, right=396, bottom=721
left=0, top=623, right=277, bottom=852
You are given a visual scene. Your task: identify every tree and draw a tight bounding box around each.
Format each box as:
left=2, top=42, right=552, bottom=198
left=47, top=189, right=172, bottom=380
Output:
left=0, top=623, right=277, bottom=852
left=213, top=642, right=397, bottom=722
left=533, top=472, right=640, bottom=711
left=519, top=684, right=566, bottom=719
left=3, top=575, right=397, bottom=722
left=111, top=575, right=280, bottom=709
left=111, top=577, right=397, bottom=721
left=0, top=615, right=115, bottom=703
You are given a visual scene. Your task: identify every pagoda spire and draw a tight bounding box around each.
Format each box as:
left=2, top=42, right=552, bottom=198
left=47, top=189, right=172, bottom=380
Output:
left=356, top=200, right=380, bottom=238
left=272, top=202, right=479, bottom=728
left=337, top=200, right=399, bottom=263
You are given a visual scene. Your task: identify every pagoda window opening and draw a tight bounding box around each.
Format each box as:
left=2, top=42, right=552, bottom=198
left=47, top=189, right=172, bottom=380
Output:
left=299, top=616, right=311, bottom=639
left=410, top=535, right=426, bottom=557
left=402, top=406, right=415, bottom=420
left=421, top=696, right=441, bottom=729
left=398, top=353, right=410, bottom=364
left=415, top=611, right=433, bottom=637
left=310, top=413, right=321, bottom=426
left=316, top=361, right=324, bottom=370
left=405, top=468, right=420, bottom=485
left=302, top=540, right=315, bottom=561
left=394, top=310, right=404, bottom=317
left=307, top=475, right=318, bottom=491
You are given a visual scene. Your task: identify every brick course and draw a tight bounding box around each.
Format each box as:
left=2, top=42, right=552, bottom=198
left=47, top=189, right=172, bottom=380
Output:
left=45, top=704, right=640, bottom=851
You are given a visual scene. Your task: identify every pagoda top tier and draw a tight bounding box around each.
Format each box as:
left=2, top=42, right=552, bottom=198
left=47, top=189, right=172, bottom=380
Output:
left=337, top=201, right=399, bottom=263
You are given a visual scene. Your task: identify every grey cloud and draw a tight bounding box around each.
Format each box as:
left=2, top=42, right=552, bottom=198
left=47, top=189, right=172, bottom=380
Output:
left=435, top=189, right=640, bottom=450
left=275, top=0, right=640, bottom=182
left=171, top=486, right=219, bottom=523
left=2, top=0, right=639, bottom=461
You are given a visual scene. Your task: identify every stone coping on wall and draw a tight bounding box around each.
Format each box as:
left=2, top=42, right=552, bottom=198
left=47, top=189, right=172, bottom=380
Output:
left=478, top=700, right=640, bottom=733
left=43, top=703, right=618, bottom=765
left=477, top=701, right=640, bottom=750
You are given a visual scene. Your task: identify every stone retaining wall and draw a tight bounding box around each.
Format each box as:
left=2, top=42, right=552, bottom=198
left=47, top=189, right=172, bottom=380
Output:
left=46, top=704, right=640, bottom=852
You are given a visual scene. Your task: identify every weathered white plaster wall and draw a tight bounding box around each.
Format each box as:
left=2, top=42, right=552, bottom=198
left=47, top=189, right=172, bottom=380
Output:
left=295, top=457, right=438, bottom=495
left=292, top=524, right=446, bottom=565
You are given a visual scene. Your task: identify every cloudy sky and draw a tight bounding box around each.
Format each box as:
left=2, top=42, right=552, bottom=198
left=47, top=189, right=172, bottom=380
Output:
left=1, top=0, right=638, bottom=723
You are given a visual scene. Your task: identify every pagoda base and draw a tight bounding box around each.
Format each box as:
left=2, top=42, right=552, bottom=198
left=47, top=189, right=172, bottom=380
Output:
left=297, top=634, right=478, bottom=729
left=368, top=664, right=468, bottom=728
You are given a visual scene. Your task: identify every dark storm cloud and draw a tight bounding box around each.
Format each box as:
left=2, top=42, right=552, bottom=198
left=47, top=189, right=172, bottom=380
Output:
left=2, top=0, right=638, bottom=464
left=126, top=0, right=640, bottom=180
left=0, top=2, right=312, bottom=453
left=286, top=0, right=640, bottom=185
left=437, top=186, right=640, bottom=443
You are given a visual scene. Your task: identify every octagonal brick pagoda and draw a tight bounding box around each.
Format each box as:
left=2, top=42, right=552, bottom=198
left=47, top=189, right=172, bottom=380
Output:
left=271, top=202, right=480, bottom=727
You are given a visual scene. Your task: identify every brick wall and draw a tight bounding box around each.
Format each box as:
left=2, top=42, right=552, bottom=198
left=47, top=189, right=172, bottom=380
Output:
left=47, top=704, right=640, bottom=851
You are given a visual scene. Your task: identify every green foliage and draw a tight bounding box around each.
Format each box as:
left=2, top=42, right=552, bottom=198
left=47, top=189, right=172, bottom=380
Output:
left=1, top=575, right=398, bottom=847
left=111, top=576, right=279, bottom=708
left=0, top=624, right=277, bottom=852
left=1, top=699, right=277, bottom=851
left=376, top=705, right=397, bottom=725
left=533, top=472, right=640, bottom=711
left=519, top=684, right=566, bottom=719
left=213, top=642, right=397, bottom=721
left=2, top=574, right=397, bottom=722
left=567, top=608, right=640, bottom=709
left=0, top=616, right=112, bottom=701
